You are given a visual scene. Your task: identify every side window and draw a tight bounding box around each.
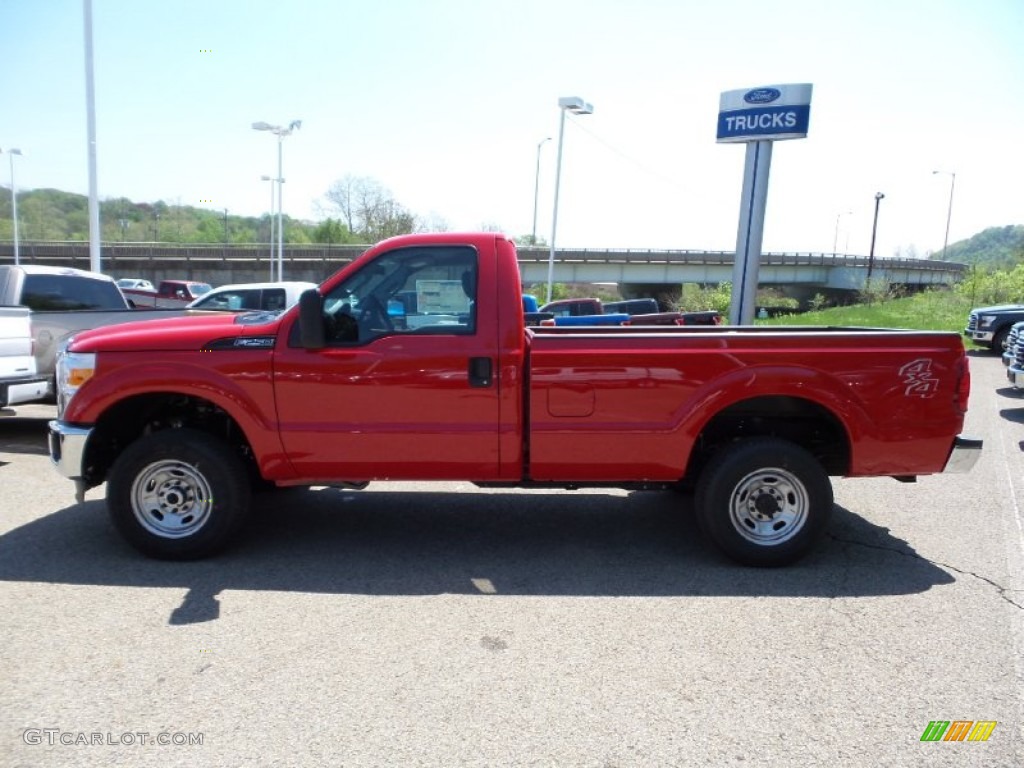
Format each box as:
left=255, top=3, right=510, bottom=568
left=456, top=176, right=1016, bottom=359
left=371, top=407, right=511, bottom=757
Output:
left=262, top=289, right=286, bottom=311
left=21, top=274, right=126, bottom=310
left=319, top=245, right=477, bottom=345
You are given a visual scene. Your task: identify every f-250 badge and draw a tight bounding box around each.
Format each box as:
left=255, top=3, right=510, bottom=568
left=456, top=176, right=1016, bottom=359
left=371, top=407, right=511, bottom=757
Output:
left=899, top=358, right=939, bottom=398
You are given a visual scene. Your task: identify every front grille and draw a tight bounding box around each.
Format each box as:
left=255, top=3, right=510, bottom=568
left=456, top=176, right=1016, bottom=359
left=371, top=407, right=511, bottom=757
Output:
left=967, top=312, right=979, bottom=332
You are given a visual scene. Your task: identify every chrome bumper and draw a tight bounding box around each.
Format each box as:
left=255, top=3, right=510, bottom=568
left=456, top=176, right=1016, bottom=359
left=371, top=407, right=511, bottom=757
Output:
left=943, top=435, right=983, bottom=474
left=964, top=329, right=993, bottom=343
left=48, top=420, right=92, bottom=480
left=1009, top=365, right=1024, bottom=389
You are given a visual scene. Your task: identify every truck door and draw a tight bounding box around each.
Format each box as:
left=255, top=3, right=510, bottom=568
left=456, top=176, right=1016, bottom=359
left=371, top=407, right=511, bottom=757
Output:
left=273, top=244, right=501, bottom=480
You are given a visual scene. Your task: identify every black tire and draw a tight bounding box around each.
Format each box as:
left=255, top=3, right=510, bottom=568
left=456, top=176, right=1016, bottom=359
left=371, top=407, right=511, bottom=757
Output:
left=695, top=438, right=832, bottom=567
left=107, top=428, right=251, bottom=560
left=992, top=327, right=1009, bottom=355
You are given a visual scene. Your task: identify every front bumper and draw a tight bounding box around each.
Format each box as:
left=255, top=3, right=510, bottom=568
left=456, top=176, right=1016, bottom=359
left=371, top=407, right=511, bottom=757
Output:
left=964, top=329, right=994, bottom=343
left=943, top=435, right=983, bottom=474
left=48, top=420, right=92, bottom=481
left=0, top=377, right=49, bottom=408
left=1009, top=365, right=1024, bottom=389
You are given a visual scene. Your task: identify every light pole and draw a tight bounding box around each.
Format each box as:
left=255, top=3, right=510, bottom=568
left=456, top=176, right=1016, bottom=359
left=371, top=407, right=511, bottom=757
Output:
left=546, top=97, right=593, bottom=304
left=261, top=175, right=276, bottom=280
left=832, top=210, right=852, bottom=254
left=531, top=137, right=551, bottom=245
left=932, top=170, right=956, bottom=261
left=868, top=192, right=885, bottom=280
left=2, top=148, right=23, bottom=265
left=252, top=119, right=301, bottom=281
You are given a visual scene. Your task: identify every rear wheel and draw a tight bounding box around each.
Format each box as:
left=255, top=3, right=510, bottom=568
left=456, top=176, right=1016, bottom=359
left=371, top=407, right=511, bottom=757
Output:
left=695, top=438, right=832, bottom=567
left=107, top=429, right=251, bottom=559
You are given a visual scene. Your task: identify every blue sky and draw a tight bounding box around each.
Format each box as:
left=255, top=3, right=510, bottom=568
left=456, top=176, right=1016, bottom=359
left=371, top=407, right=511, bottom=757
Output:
left=1, top=0, right=1022, bottom=257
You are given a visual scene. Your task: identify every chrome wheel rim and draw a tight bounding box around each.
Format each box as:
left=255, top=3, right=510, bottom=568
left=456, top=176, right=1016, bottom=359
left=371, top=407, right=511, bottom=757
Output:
left=729, top=467, right=808, bottom=546
left=130, top=460, right=214, bottom=539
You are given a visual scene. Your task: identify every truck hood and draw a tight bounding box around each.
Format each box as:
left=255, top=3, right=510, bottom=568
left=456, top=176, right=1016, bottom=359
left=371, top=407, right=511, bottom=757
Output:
left=68, top=310, right=284, bottom=353
left=973, top=304, right=1024, bottom=314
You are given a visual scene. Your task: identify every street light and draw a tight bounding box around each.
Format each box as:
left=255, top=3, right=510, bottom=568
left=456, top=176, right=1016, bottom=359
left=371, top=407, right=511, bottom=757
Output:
left=2, top=148, right=23, bottom=265
left=868, top=192, right=885, bottom=280
left=252, top=119, right=302, bottom=281
left=832, top=210, right=852, bottom=254
left=261, top=175, right=276, bottom=281
left=932, top=170, right=956, bottom=261
left=546, top=96, right=593, bottom=304
left=531, top=137, right=551, bottom=245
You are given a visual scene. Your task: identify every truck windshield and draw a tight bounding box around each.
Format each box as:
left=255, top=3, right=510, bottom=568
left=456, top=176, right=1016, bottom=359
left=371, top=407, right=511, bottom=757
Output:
left=21, top=274, right=127, bottom=311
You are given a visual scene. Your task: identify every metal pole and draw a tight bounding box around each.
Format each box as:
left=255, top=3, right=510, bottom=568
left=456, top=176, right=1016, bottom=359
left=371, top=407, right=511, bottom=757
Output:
left=277, top=135, right=284, bottom=282
left=268, top=180, right=275, bottom=281
left=728, top=140, right=773, bottom=325
left=532, top=137, right=550, bottom=245
left=546, top=111, right=568, bottom=304
left=83, top=0, right=101, bottom=273
left=940, top=172, right=955, bottom=261
left=832, top=211, right=850, bottom=255
left=868, top=192, right=884, bottom=279
left=8, top=151, right=21, bottom=266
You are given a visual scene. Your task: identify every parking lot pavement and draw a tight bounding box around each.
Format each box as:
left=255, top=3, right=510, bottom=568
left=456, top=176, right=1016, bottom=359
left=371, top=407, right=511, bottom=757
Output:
left=1, top=361, right=1022, bottom=767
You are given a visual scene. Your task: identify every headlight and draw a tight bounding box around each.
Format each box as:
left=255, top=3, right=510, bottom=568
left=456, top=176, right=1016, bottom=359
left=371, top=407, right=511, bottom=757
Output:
left=979, top=315, right=996, bottom=328
left=56, top=351, right=96, bottom=414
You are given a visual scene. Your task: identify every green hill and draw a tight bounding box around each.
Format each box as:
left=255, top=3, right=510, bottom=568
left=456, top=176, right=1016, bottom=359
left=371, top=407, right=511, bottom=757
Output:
left=931, top=224, right=1024, bottom=268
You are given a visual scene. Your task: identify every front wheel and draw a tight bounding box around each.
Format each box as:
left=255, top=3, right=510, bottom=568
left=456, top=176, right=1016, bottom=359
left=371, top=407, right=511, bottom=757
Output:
left=695, top=438, right=832, bottom=567
left=107, top=429, right=251, bottom=559
left=992, top=327, right=1010, bottom=355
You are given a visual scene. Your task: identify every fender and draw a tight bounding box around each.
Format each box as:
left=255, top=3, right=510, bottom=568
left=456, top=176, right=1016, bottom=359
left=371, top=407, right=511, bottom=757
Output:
left=672, top=363, right=868, bottom=469
left=65, top=349, right=296, bottom=480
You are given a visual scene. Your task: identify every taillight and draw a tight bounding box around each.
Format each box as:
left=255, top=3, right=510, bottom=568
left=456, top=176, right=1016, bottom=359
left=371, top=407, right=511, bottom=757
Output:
left=540, top=319, right=555, bottom=326
left=955, top=356, right=971, bottom=414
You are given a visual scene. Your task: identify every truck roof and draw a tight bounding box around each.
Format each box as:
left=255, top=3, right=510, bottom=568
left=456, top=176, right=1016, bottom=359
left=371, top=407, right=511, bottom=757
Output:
left=0, top=264, right=116, bottom=282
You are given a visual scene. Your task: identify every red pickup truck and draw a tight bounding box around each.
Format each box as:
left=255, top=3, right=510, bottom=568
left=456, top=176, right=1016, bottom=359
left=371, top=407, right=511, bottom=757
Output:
left=48, top=232, right=980, bottom=566
left=121, top=279, right=213, bottom=308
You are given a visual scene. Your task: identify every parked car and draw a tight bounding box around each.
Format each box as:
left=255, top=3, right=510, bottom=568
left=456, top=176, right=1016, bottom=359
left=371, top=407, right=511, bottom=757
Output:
left=50, top=232, right=980, bottom=566
left=963, top=304, right=1024, bottom=353
left=0, top=305, right=48, bottom=409
left=0, top=265, right=188, bottom=401
left=121, top=279, right=213, bottom=308
left=1001, top=321, right=1024, bottom=366
left=115, top=278, right=155, bottom=292
left=187, top=281, right=317, bottom=312
left=539, top=296, right=721, bottom=326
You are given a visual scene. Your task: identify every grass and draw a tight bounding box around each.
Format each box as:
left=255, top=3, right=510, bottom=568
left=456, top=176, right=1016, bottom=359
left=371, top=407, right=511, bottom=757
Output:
left=756, top=289, right=973, bottom=333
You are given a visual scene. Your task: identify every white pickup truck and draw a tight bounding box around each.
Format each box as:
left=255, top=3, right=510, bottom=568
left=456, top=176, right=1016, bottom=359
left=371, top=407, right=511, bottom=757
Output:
left=0, top=306, right=48, bottom=410
left=0, top=265, right=191, bottom=401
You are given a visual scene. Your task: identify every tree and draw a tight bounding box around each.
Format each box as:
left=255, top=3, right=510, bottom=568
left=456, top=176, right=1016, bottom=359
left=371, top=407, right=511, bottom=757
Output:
left=312, top=217, right=350, bottom=244
left=322, top=175, right=418, bottom=242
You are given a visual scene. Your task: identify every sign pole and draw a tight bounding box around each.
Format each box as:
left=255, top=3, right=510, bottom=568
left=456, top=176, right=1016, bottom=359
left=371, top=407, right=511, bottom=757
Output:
left=729, top=140, right=773, bottom=325
left=717, top=83, right=812, bottom=325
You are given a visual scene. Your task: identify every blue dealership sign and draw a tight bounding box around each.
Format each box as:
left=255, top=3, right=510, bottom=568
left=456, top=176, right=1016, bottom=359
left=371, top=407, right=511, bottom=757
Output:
left=716, top=83, right=812, bottom=143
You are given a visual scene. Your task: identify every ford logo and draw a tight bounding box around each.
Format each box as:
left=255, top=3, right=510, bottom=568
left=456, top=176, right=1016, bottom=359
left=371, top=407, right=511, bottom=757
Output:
left=744, top=88, right=781, bottom=104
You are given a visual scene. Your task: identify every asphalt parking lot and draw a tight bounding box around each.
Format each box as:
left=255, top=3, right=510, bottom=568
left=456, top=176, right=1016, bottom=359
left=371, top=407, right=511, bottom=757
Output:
left=1, top=351, right=1022, bottom=767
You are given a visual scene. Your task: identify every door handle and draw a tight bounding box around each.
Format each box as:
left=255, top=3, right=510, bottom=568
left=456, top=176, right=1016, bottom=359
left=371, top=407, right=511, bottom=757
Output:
left=468, top=357, right=493, bottom=387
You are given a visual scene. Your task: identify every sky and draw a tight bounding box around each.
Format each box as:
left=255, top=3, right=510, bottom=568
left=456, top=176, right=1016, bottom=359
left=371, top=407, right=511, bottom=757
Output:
left=1, top=0, right=1022, bottom=258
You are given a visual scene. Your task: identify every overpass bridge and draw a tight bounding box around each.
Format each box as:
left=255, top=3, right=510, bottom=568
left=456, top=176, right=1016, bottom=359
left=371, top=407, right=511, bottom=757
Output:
left=0, top=241, right=966, bottom=305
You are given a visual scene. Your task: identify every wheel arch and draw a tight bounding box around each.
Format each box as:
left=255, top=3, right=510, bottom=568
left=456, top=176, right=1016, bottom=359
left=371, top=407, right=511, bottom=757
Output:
left=81, top=392, right=262, bottom=489
left=685, top=394, right=852, bottom=484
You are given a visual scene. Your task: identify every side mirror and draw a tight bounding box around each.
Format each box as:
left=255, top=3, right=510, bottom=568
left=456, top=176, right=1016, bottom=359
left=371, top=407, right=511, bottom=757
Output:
left=298, top=289, right=325, bottom=349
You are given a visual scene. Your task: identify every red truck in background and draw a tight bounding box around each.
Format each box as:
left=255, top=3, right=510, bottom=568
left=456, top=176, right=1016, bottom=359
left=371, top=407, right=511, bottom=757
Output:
left=121, top=279, right=213, bottom=308
left=49, top=232, right=980, bottom=566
